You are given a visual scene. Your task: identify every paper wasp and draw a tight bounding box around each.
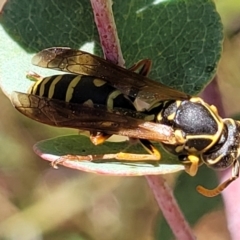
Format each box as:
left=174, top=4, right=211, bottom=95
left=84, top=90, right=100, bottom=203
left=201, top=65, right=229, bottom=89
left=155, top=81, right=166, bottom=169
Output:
left=11, top=47, right=240, bottom=197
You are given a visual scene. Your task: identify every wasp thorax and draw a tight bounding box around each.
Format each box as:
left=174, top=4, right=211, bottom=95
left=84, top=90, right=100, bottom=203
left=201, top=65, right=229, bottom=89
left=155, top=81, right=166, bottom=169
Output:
left=158, top=98, right=224, bottom=155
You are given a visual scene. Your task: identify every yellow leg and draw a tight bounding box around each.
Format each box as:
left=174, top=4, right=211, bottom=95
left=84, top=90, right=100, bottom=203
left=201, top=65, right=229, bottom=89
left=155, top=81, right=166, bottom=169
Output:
left=52, top=151, right=160, bottom=169
left=116, top=139, right=161, bottom=162
left=89, top=131, right=112, bottom=145
left=52, top=139, right=161, bottom=168
left=115, top=152, right=160, bottom=161
left=51, top=153, right=120, bottom=169
left=197, top=160, right=239, bottom=197
left=183, top=155, right=200, bottom=176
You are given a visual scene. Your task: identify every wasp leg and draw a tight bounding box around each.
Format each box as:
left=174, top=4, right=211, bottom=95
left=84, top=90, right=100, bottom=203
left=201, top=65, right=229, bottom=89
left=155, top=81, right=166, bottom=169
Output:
left=89, top=131, right=112, bottom=145
left=51, top=139, right=161, bottom=168
left=51, top=153, right=121, bottom=169
left=128, top=59, right=152, bottom=77
left=116, top=139, right=161, bottom=164
left=197, top=160, right=239, bottom=197
left=26, top=71, right=43, bottom=82
left=182, top=155, right=200, bottom=176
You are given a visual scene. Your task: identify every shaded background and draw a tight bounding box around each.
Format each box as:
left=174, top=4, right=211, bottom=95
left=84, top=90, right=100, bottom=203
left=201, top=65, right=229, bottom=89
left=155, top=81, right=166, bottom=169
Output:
left=0, top=0, right=240, bottom=239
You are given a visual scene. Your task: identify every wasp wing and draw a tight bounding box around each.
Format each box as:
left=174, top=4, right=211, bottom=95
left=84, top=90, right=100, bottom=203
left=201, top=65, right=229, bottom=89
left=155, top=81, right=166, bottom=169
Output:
left=11, top=92, right=177, bottom=145
left=32, top=47, right=189, bottom=104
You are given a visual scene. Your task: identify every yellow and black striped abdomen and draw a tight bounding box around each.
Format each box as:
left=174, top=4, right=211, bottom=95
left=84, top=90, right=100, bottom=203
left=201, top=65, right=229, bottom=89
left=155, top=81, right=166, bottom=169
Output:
left=29, top=74, right=135, bottom=110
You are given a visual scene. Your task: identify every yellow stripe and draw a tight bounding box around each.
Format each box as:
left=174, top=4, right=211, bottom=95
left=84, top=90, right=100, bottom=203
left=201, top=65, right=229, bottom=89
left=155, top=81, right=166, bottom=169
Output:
left=107, top=90, right=122, bottom=110
left=93, top=78, right=106, bottom=87
left=31, top=76, right=51, bottom=95
left=65, top=75, right=82, bottom=102
left=48, top=75, right=63, bottom=98
left=156, top=112, right=163, bottom=122
left=167, top=112, right=176, bottom=121
left=28, top=83, right=36, bottom=94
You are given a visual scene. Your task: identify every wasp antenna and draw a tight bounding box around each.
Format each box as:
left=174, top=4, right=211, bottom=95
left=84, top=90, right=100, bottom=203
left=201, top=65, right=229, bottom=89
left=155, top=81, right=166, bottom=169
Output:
left=196, top=185, right=222, bottom=197
left=197, top=177, right=237, bottom=197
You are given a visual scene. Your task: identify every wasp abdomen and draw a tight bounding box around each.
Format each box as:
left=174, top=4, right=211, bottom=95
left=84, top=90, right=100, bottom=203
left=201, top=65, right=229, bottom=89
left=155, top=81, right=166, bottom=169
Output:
left=29, top=74, right=135, bottom=111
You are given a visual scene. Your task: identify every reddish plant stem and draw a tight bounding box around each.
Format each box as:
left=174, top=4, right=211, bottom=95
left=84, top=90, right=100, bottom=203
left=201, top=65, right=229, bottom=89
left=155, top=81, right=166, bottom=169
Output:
left=146, top=176, right=196, bottom=240
left=90, top=0, right=124, bottom=66
left=90, top=0, right=195, bottom=239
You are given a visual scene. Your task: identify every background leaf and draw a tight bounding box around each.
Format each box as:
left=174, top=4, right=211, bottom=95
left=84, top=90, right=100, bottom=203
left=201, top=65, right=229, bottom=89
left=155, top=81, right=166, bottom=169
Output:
left=1, top=0, right=97, bottom=51
left=34, top=135, right=184, bottom=176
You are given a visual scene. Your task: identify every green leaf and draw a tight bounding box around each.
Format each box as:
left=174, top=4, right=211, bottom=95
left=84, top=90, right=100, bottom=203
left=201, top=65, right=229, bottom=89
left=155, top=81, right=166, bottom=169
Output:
left=34, top=135, right=184, bottom=176
left=0, top=0, right=97, bottom=51
left=115, top=0, right=223, bottom=94
left=0, top=0, right=223, bottom=95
